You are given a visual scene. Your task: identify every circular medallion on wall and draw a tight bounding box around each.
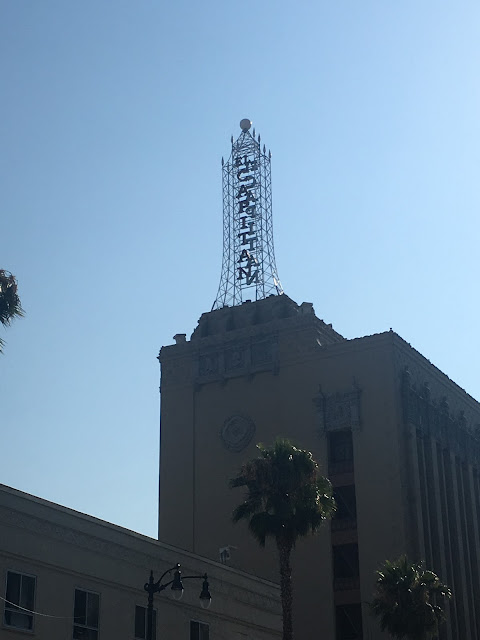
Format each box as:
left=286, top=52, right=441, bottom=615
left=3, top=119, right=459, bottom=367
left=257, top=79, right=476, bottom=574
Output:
left=221, top=414, right=256, bottom=452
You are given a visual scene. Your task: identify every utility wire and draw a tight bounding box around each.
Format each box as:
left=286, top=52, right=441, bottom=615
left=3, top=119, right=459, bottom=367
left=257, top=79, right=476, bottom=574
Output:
left=0, top=594, right=79, bottom=620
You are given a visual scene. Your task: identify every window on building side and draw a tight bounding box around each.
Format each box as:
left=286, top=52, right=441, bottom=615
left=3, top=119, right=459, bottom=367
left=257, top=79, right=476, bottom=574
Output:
left=333, top=543, right=360, bottom=591
left=332, top=485, right=357, bottom=530
left=73, top=589, right=99, bottom=640
left=328, top=430, right=354, bottom=474
left=336, top=603, right=363, bottom=639
left=135, top=605, right=156, bottom=640
left=4, top=571, right=36, bottom=631
left=190, top=620, right=209, bottom=640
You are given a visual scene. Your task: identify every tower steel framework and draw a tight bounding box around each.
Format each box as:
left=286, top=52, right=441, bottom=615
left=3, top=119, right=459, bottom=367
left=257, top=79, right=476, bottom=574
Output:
left=212, top=120, right=283, bottom=310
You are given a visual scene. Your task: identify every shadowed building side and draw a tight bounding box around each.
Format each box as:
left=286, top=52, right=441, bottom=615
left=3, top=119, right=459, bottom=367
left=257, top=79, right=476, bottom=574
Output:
left=158, top=294, right=480, bottom=640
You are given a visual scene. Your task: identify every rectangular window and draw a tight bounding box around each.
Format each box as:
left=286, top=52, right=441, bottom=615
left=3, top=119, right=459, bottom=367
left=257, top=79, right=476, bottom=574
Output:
left=333, top=543, right=360, bottom=591
left=73, top=589, right=99, bottom=640
left=336, top=603, right=363, bottom=639
left=190, top=620, right=209, bottom=640
left=332, top=485, right=357, bottom=531
left=328, top=431, right=354, bottom=474
left=4, top=571, right=36, bottom=631
left=135, top=605, right=156, bottom=640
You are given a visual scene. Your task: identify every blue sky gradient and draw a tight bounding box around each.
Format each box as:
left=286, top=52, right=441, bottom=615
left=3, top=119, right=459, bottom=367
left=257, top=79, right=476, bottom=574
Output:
left=2, top=1, right=480, bottom=537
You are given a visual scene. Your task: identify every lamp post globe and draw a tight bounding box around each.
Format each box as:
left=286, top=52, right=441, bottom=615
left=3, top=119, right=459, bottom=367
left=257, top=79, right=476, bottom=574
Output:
left=144, top=564, right=212, bottom=640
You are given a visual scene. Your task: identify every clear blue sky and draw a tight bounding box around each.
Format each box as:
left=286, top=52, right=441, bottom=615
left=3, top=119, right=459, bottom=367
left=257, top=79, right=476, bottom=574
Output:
left=2, top=1, right=479, bottom=538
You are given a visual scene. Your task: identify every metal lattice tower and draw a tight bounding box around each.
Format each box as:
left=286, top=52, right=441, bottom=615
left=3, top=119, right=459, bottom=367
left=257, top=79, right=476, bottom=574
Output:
left=212, top=119, right=284, bottom=310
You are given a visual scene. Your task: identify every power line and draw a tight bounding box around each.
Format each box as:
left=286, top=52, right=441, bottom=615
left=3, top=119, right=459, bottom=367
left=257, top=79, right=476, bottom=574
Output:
left=0, top=594, right=78, bottom=620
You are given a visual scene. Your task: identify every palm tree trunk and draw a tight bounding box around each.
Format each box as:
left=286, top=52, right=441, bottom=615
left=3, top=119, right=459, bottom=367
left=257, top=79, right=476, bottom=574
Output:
left=278, top=540, right=293, bottom=640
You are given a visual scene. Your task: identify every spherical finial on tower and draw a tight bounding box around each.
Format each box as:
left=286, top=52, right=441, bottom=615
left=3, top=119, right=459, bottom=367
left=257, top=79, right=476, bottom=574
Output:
left=240, top=118, right=252, bottom=132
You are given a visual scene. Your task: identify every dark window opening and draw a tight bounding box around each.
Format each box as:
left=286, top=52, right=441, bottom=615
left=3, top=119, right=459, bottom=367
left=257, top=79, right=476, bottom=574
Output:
left=332, top=485, right=357, bottom=531
left=336, top=603, right=363, bottom=640
left=333, top=544, right=360, bottom=590
left=135, top=605, right=156, bottom=640
left=73, top=589, right=99, bottom=640
left=191, top=620, right=209, bottom=640
left=328, top=431, right=354, bottom=474
left=4, top=571, right=36, bottom=631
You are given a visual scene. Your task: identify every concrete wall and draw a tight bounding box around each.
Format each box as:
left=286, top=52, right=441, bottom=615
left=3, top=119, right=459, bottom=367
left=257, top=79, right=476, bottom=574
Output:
left=0, top=484, right=281, bottom=640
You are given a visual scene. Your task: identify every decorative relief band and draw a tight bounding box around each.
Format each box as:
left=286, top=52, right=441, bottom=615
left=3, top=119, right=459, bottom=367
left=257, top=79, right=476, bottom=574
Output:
left=401, top=367, right=480, bottom=466
left=314, top=386, right=362, bottom=434
left=225, top=346, right=247, bottom=371
left=197, top=336, right=277, bottom=384
left=199, top=353, right=219, bottom=377
left=251, top=339, right=272, bottom=366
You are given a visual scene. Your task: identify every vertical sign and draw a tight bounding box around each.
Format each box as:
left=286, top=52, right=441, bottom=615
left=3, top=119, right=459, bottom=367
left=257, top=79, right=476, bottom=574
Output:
left=212, top=120, right=283, bottom=310
left=235, top=152, right=259, bottom=286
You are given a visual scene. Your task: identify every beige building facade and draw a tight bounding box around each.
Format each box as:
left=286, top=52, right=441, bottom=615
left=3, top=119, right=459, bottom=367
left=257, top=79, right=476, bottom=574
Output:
left=0, top=484, right=281, bottom=640
left=158, top=294, right=480, bottom=640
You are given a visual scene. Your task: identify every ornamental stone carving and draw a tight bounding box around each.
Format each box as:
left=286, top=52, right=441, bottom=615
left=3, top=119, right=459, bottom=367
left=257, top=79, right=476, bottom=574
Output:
left=196, top=336, right=277, bottom=385
left=314, top=386, right=362, bottom=434
left=199, top=353, right=219, bottom=376
left=401, top=366, right=480, bottom=466
left=251, top=339, right=272, bottom=366
left=225, top=346, right=246, bottom=371
left=221, top=414, right=256, bottom=452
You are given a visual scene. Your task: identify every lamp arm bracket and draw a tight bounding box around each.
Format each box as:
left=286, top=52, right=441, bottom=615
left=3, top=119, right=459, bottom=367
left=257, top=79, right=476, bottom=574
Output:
left=157, top=564, right=181, bottom=585
left=180, top=573, right=208, bottom=581
left=144, top=564, right=181, bottom=594
left=155, top=579, right=173, bottom=591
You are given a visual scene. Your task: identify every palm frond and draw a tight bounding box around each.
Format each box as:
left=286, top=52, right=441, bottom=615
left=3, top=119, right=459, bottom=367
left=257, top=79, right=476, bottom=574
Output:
left=232, top=498, right=262, bottom=523
left=229, top=475, right=248, bottom=489
left=248, top=512, right=277, bottom=547
left=0, top=270, right=24, bottom=326
left=0, top=270, right=24, bottom=353
left=230, top=437, right=334, bottom=549
left=371, top=555, right=451, bottom=640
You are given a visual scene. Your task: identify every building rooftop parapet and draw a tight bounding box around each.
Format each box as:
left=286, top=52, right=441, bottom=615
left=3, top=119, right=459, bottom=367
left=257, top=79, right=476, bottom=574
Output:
left=192, top=295, right=343, bottom=343
left=312, top=329, right=480, bottom=445
left=0, top=483, right=280, bottom=596
left=158, top=296, right=345, bottom=388
left=300, top=328, right=479, bottom=413
left=158, top=295, right=343, bottom=363
left=388, top=332, right=480, bottom=416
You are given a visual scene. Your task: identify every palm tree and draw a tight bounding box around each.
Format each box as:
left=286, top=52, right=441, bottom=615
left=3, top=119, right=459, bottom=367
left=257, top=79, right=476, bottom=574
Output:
left=371, top=555, right=452, bottom=640
left=230, top=438, right=335, bottom=640
left=0, top=270, right=24, bottom=353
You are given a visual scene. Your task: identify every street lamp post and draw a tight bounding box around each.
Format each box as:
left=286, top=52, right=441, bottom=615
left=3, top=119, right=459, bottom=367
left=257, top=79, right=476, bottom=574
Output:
left=144, top=563, right=212, bottom=640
